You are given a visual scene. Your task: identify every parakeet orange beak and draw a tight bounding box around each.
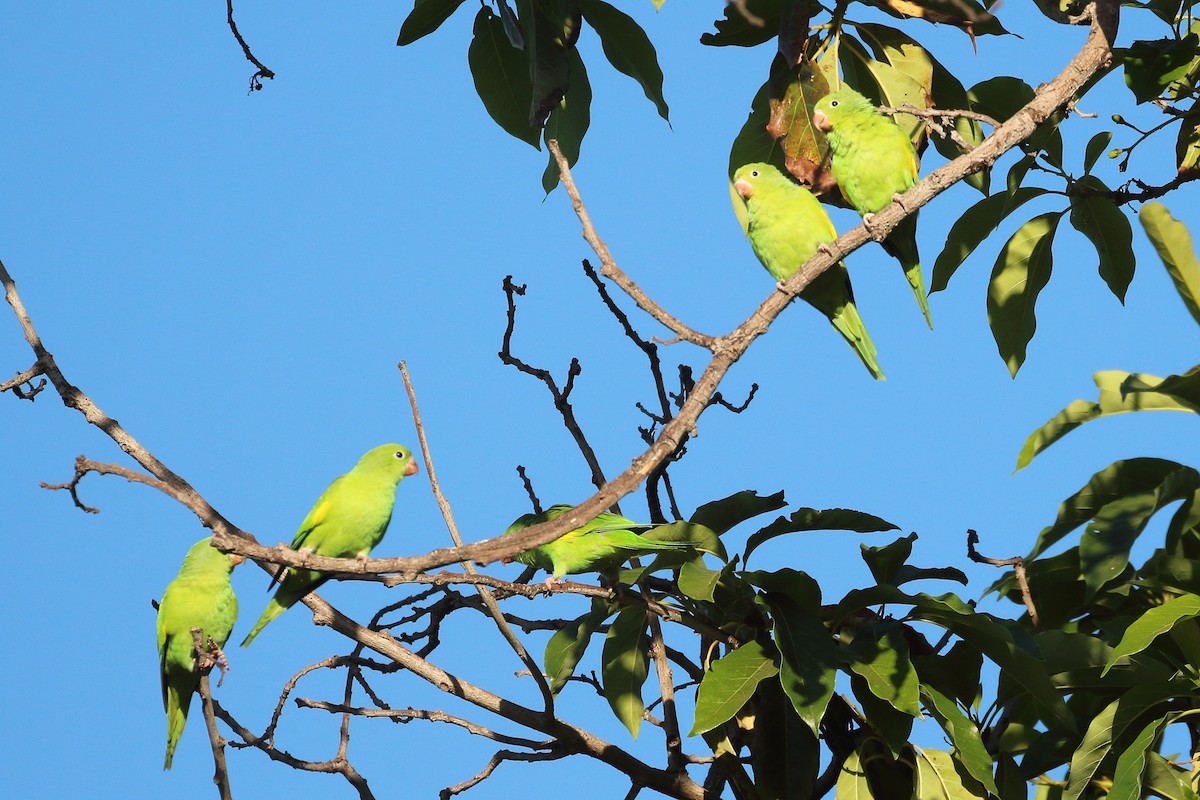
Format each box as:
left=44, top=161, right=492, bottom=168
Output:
left=812, top=109, right=831, bottom=132
left=734, top=178, right=753, bottom=200
left=231, top=554, right=245, bottom=566
left=405, top=460, right=420, bottom=477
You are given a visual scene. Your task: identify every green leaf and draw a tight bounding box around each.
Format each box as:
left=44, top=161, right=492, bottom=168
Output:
left=930, top=187, right=1046, bottom=293
left=766, top=593, right=838, bottom=737
left=1063, top=696, right=1118, bottom=800
left=644, top=521, right=727, bottom=560
left=1026, top=458, right=1193, bottom=560
left=468, top=7, right=540, bottom=148
left=839, top=34, right=929, bottom=140
left=678, top=556, right=721, bottom=601
left=860, top=532, right=917, bottom=584
left=851, top=672, right=914, bottom=757
left=913, top=641, right=983, bottom=707
left=1083, top=131, right=1113, bottom=174
left=521, top=0, right=575, bottom=128
left=836, top=748, right=872, bottom=798
left=1069, top=177, right=1135, bottom=302
left=689, top=640, right=779, bottom=736
left=601, top=606, right=649, bottom=738
left=744, top=567, right=822, bottom=608
left=1118, top=35, right=1200, bottom=104
left=1108, top=717, right=1165, bottom=800
left=969, top=76, right=1064, bottom=165
left=700, top=0, right=785, bottom=47
left=691, top=489, right=787, bottom=534
left=1144, top=751, right=1200, bottom=800
left=922, top=685, right=999, bottom=795
left=843, top=622, right=921, bottom=716
left=1104, top=593, right=1200, bottom=673
left=579, top=0, right=668, bottom=121
left=544, top=597, right=614, bottom=693
left=744, top=507, right=898, bottom=566
left=397, top=0, right=470, bottom=45
left=913, top=747, right=988, bottom=799
left=1139, top=202, right=1200, bottom=328
left=1015, top=370, right=1200, bottom=471
left=541, top=48, right=591, bottom=193
left=749, top=677, right=820, bottom=799
left=987, top=211, right=1064, bottom=377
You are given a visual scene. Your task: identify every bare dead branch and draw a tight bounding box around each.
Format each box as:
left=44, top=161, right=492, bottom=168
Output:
left=516, top=465, right=542, bottom=513
left=40, top=455, right=187, bottom=515
left=296, top=700, right=554, bottom=749
left=225, top=0, right=275, bottom=92
left=967, top=529, right=1040, bottom=628
left=399, top=360, right=556, bottom=713
left=190, top=629, right=233, bottom=800
left=440, top=747, right=569, bottom=799
left=1, top=362, right=45, bottom=398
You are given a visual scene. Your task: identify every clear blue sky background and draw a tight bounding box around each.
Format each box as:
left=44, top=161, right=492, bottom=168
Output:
left=2, top=2, right=1197, bottom=798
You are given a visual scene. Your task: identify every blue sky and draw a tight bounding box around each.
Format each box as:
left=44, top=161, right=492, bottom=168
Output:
left=2, top=2, right=1198, bottom=798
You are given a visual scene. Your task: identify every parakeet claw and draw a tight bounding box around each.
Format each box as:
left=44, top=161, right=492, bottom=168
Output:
left=192, top=630, right=232, bottom=687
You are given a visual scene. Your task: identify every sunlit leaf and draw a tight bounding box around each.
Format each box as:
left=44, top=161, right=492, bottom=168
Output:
left=690, top=639, right=779, bottom=736
left=987, top=211, right=1064, bottom=377
left=1104, top=593, right=1200, bottom=673
left=844, top=622, right=921, bottom=716
left=1139, top=202, right=1200, bottom=327
left=1117, top=35, right=1200, bottom=104
left=913, top=747, right=988, bottom=799
left=601, top=606, right=649, bottom=737
left=922, top=685, right=998, bottom=794
left=544, top=597, right=614, bottom=693
left=692, top=489, right=788, bottom=534
left=1068, top=176, right=1135, bottom=301
left=767, top=58, right=834, bottom=190
left=766, top=593, right=837, bottom=736
left=930, top=187, right=1046, bottom=292
left=745, top=507, right=897, bottom=566
left=1083, top=130, right=1113, bottom=174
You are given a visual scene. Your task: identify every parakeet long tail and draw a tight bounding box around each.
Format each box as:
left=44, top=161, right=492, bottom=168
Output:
left=240, top=597, right=287, bottom=647
left=883, top=216, right=932, bottom=329
left=163, top=678, right=192, bottom=770
left=808, top=270, right=885, bottom=380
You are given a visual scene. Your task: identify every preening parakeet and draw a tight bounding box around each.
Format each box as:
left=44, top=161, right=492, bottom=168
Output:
left=240, top=444, right=419, bottom=647
left=157, top=537, right=241, bottom=770
left=733, top=162, right=885, bottom=380
left=504, top=505, right=694, bottom=585
left=812, top=88, right=932, bottom=328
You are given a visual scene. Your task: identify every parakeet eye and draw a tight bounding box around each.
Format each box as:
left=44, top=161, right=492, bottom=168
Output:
left=393, top=451, right=406, bottom=459
left=750, top=170, right=760, bottom=177
left=829, top=100, right=839, bottom=107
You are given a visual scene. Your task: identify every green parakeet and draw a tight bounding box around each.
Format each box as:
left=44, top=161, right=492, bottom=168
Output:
left=504, top=505, right=694, bottom=585
left=157, top=537, right=241, bottom=770
left=812, top=87, right=932, bottom=328
left=240, top=444, right=419, bottom=647
left=733, top=162, right=885, bottom=380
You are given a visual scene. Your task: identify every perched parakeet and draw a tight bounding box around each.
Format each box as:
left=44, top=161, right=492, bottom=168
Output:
left=240, top=444, right=419, bottom=647
left=157, top=537, right=241, bottom=770
left=812, top=87, right=932, bottom=328
left=733, top=162, right=885, bottom=380
left=504, top=505, right=694, bottom=585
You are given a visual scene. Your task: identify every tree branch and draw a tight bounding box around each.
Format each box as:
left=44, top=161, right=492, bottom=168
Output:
left=225, top=0, right=275, bottom=92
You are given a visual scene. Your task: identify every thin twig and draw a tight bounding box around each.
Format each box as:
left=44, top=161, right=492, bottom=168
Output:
left=440, top=748, right=568, bottom=799
left=190, top=629, right=233, bottom=800
left=399, top=360, right=556, bottom=714
left=297, top=700, right=554, bottom=748
left=226, top=0, right=275, bottom=92
left=967, top=529, right=1040, bottom=627
left=0, top=362, right=45, bottom=397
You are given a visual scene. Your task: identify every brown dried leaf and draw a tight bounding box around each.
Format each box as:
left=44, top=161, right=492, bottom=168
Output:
left=766, top=57, right=836, bottom=192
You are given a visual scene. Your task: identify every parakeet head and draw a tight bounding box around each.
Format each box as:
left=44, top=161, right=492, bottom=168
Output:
left=356, top=444, right=420, bottom=482
left=179, top=537, right=243, bottom=574
left=812, top=88, right=875, bottom=133
left=733, top=163, right=792, bottom=202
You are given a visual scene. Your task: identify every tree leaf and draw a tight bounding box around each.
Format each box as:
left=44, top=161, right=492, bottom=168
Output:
left=678, top=556, right=721, bottom=601
left=691, top=489, right=788, bottom=535
left=744, top=507, right=898, bottom=566
left=579, top=0, right=668, bottom=120
left=930, top=187, right=1046, bottom=293
left=397, top=0, right=470, bottom=45
left=1117, top=34, right=1200, bottom=104
left=1139, top=202, right=1200, bottom=328
left=872, top=0, right=1009, bottom=39
left=987, top=211, right=1064, bottom=377
left=851, top=672, right=913, bottom=757
left=767, top=58, right=835, bottom=190
left=1062, top=696, right=1118, bottom=800
left=766, top=593, right=838, bottom=736
left=860, top=532, right=917, bottom=584
left=1083, top=130, right=1113, bottom=174
left=690, top=639, right=779, bottom=736
left=744, top=567, right=822, bottom=608
left=1143, top=751, right=1200, bottom=800
left=922, top=685, right=998, bottom=795
left=521, top=0, right=576, bottom=128
left=468, top=7, right=540, bottom=148
left=839, top=34, right=929, bottom=140
left=544, top=597, right=614, bottom=693
left=700, top=0, right=785, bottom=47
left=1104, top=593, right=1200, bottom=673
left=601, top=606, right=649, bottom=738
left=913, top=747, right=988, bottom=800
left=1107, top=717, right=1166, bottom=800
left=1068, top=177, right=1135, bottom=302
left=542, top=48, right=591, bottom=193
left=843, top=622, right=921, bottom=716
left=836, top=747, right=871, bottom=798
left=644, top=520, right=727, bottom=560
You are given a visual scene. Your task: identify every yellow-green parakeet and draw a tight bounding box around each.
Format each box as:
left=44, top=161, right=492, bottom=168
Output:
left=733, top=162, right=885, bottom=380
left=240, top=444, right=419, bottom=647
left=504, top=505, right=693, bottom=586
left=812, top=87, right=932, bottom=328
left=157, top=537, right=241, bottom=770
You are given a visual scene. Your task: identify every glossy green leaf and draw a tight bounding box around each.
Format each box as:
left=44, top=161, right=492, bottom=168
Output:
left=1118, top=34, right=1200, bottom=104
left=544, top=597, right=614, bottom=693
left=1063, top=697, right=1118, bottom=800
left=913, top=747, right=988, bottom=799
left=1015, top=370, right=1200, bottom=470
left=700, top=0, right=785, bottom=47
left=1143, top=751, right=1200, bottom=800
left=1108, top=717, right=1165, bottom=800
left=860, top=532, right=916, bottom=584
left=922, top=685, right=998, bottom=795
left=643, top=520, right=726, bottom=561
left=541, top=48, right=591, bottom=193
left=969, top=76, right=1063, bottom=165
left=579, top=0, right=668, bottom=120
left=851, top=672, right=913, bottom=756
left=468, top=7, right=540, bottom=147
left=767, top=593, right=838, bottom=736
left=678, top=556, right=721, bottom=601
left=744, top=507, right=898, bottom=566
left=1083, top=130, right=1113, bottom=174
left=839, top=34, right=929, bottom=140
left=1069, top=177, right=1135, bottom=301
left=1104, top=593, right=1200, bottom=673
left=913, top=641, right=983, bottom=707
left=601, top=606, right=649, bottom=738
left=844, top=623, right=920, bottom=716
left=1140, top=202, right=1200, bottom=327
left=987, top=211, right=1064, bottom=377
left=691, top=489, right=787, bottom=534
left=744, top=567, right=822, bottom=608
left=930, top=187, right=1046, bottom=293
left=397, top=0, right=470, bottom=45
left=690, top=639, right=779, bottom=736
left=836, top=748, right=871, bottom=798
